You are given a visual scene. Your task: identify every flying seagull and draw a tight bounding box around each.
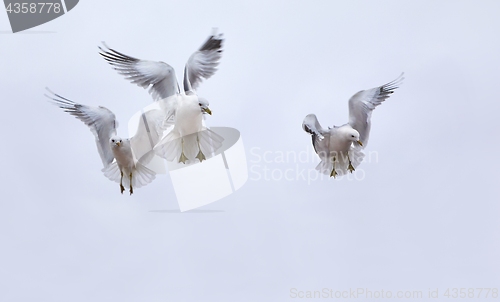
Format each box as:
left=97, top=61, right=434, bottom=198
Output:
left=302, top=73, right=404, bottom=178
left=46, top=89, right=159, bottom=194
left=98, top=30, right=224, bottom=164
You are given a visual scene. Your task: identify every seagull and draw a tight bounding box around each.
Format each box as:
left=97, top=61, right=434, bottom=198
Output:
left=46, top=89, right=158, bottom=194
left=98, top=30, right=224, bottom=164
left=302, top=74, right=404, bottom=178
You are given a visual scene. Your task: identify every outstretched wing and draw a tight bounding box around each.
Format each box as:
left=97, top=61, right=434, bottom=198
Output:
left=99, top=43, right=179, bottom=101
left=183, top=30, right=224, bottom=92
left=348, top=73, right=404, bottom=146
left=46, top=88, right=117, bottom=167
left=302, top=114, right=327, bottom=154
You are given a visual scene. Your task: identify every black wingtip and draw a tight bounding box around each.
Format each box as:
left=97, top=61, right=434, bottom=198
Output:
left=199, top=29, right=224, bottom=52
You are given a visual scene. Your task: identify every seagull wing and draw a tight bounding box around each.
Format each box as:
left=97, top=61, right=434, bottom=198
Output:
left=348, top=73, right=404, bottom=146
left=99, top=43, right=179, bottom=101
left=46, top=89, right=117, bottom=167
left=302, top=114, right=327, bottom=154
left=183, top=30, right=224, bottom=92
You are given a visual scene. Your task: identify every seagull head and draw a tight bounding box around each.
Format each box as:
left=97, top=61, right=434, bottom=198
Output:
left=344, top=128, right=363, bottom=147
left=198, top=97, right=212, bottom=115
left=110, top=136, right=123, bottom=148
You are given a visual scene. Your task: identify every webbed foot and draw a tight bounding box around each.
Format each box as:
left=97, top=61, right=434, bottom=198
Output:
left=330, top=156, right=338, bottom=178
left=179, top=152, right=188, bottom=164
left=196, top=150, right=206, bottom=162
left=348, top=162, right=355, bottom=173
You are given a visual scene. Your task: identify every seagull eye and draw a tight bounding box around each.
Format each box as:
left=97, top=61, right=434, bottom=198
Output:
left=351, top=135, right=354, bottom=137
left=112, top=139, right=115, bottom=142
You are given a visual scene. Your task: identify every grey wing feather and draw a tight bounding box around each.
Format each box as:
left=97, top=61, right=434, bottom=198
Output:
left=302, top=114, right=326, bottom=154
left=45, top=88, right=117, bottom=167
left=99, top=43, right=179, bottom=101
left=348, top=73, right=404, bottom=146
left=183, top=30, right=224, bottom=92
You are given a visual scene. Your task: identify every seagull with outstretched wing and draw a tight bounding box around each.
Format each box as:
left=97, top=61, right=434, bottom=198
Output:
left=302, top=73, right=404, bottom=178
left=46, top=89, right=160, bottom=194
left=98, top=30, right=224, bottom=164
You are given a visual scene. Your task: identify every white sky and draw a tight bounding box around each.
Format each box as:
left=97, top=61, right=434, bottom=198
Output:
left=1, top=1, right=499, bottom=301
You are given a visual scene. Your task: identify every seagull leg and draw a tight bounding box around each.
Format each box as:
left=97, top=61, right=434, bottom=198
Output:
left=178, top=137, right=188, bottom=164
left=330, top=156, right=338, bottom=178
left=195, top=134, right=206, bottom=162
left=129, top=173, right=133, bottom=195
left=347, top=153, right=355, bottom=173
left=120, top=171, right=125, bottom=194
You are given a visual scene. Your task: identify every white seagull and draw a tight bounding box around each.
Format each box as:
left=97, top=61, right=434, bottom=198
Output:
left=302, top=74, right=404, bottom=178
left=98, top=30, right=224, bottom=164
left=46, top=89, right=158, bottom=194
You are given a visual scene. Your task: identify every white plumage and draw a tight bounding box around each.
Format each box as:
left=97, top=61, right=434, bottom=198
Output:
left=302, top=74, right=404, bottom=177
left=98, top=30, right=225, bottom=164
left=46, top=89, right=158, bottom=194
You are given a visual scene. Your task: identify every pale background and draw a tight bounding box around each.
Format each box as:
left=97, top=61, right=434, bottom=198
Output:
left=0, top=1, right=499, bottom=301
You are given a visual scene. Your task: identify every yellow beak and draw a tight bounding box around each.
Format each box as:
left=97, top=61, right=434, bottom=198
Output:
left=203, top=107, right=212, bottom=115
left=116, top=142, right=121, bottom=147
left=357, top=140, right=363, bottom=146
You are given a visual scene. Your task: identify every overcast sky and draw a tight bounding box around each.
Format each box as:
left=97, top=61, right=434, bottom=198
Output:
left=1, top=1, right=499, bottom=301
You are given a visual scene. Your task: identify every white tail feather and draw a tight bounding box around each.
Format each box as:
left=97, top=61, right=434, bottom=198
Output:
left=131, top=162, right=156, bottom=188
left=101, top=162, right=121, bottom=183
left=315, top=148, right=365, bottom=176
left=101, top=162, right=156, bottom=189
left=154, top=128, right=224, bottom=163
